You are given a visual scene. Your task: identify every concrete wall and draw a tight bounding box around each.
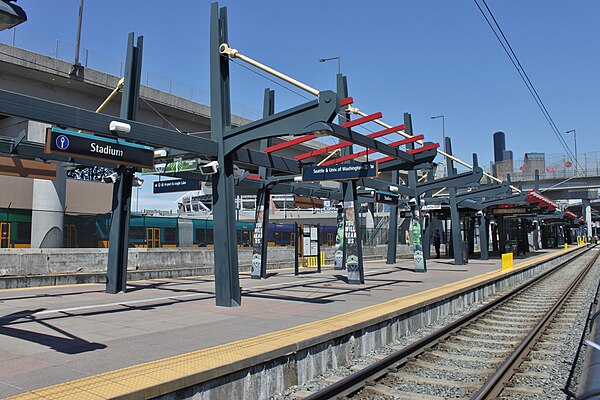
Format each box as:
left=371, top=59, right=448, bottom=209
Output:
left=0, top=244, right=411, bottom=277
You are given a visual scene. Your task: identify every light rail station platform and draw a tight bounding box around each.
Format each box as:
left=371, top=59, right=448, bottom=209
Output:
left=0, top=248, right=581, bottom=399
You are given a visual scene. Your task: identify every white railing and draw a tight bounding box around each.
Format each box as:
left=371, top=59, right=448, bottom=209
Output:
left=0, top=27, right=261, bottom=120
left=485, top=151, right=600, bottom=182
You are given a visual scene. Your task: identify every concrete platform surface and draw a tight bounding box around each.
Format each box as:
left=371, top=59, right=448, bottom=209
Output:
left=0, top=250, right=564, bottom=398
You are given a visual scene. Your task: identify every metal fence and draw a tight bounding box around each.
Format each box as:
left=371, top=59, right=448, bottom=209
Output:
left=485, top=151, right=600, bottom=182
left=0, top=27, right=261, bottom=120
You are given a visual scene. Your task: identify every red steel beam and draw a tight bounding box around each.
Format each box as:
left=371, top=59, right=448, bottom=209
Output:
left=322, top=149, right=373, bottom=166
left=264, top=134, right=316, bottom=153
left=339, top=97, right=354, bottom=107
left=407, top=143, right=439, bottom=154
left=295, top=124, right=406, bottom=161
left=322, top=135, right=426, bottom=166
left=375, top=139, right=437, bottom=164
left=376, top=155, right=395, bottom=164
left=392, top=134, right=425, bottom=147
left=341, top=112, right=382, bottom=129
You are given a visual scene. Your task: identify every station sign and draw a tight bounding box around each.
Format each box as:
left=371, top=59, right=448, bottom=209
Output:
left=153, top=178, right=201, bottom=194
left=302, top=162, right=377, bottom=182
left=45, top=127, right=154, bottom=168
left=373, top=191, right=398, bottom=205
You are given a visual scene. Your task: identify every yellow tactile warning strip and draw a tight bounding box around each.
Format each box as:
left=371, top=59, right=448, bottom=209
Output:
left=4, top=247, right=584, bottom=400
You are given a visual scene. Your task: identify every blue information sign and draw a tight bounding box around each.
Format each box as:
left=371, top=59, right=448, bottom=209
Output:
left=374, top=191, right=399, bottom=205
left=45, top=127, right=154, bottom=168
left=153, top=179, right=201, bottom=194
left=302, top=162, right=377, bottom=182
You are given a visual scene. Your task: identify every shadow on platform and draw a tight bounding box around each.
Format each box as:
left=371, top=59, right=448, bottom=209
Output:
left=0, top=309, right=106, bottom=354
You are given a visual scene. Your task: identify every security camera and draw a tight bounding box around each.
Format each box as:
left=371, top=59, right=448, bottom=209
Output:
left=408, top=197, right=417, bottom=206
left=109, top=121, right=131, bottom=134
left=199, top=160, right=219, bottom=175
left=476, top=210, right=484, bottom=217
left=132, top=177, right=144, bottom=187
left=103, top=172, right=119, bottom=183
left=388, top=185, right=399, bottom=194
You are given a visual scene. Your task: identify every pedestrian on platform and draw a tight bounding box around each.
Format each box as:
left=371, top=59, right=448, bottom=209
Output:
left=433, top=229, right=441, bottom=259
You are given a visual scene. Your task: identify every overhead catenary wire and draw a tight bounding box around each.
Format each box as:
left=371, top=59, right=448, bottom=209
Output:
left=219, top=43, right=520, bottom=192
left=473, top=0, right=583, bottom=173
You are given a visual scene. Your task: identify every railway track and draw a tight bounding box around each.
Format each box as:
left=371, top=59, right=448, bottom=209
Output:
left=301, top=246, right=599, bottom=400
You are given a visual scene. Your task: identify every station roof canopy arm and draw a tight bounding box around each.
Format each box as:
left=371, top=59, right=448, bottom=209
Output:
left=0, top=0, right=26, bottom=30
left=219, top=42, right=440, bottom=168
left=0, top=88, right=219, bottom=157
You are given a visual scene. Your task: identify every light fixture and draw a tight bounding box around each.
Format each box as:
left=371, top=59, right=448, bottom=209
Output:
left=0, top=0, right=26, bottom=31
left=109, top=120, right=131, bottom=134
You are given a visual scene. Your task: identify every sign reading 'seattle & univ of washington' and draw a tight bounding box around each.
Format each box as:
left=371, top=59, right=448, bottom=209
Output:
left=45, top=127, right=154, bottom=168
left=302, top=162, right=377, bottom=182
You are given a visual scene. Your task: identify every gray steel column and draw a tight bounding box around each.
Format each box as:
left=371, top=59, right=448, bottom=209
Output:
left=106, top=167, right=133, bottom=293
left=422, top=167, right=434, bottom=260
left=445, top=137, right=464, bottom=265
left=257, top=89, right=274, bottom=279
left=386, top=170, right=399, bottom=264
left=405, top=113, right=426, bottom=272
left=337, top=73, right=364, bottom=284
left=479, top=212, right=488, bottom=260
left=343, top=179, right=364, bottom=284
left=498, top=215, right=506, bottom=253
left=106, top=33, right=142, bottom=294
left=210, top=4, right=241, bottom=306
left=423, top=213, right=432, bottom=259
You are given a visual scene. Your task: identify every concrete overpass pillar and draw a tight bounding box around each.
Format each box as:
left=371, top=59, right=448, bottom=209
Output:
left=28, top=121, right=66, bottom=248
left=582, top=199, right=592, bottom=238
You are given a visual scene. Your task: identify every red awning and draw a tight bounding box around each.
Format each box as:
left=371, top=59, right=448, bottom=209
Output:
left=563, top=210, right=578, bottom=220
left=525, top=190, right=559, bottom=211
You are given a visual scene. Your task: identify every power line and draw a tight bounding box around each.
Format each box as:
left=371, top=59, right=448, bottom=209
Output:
left=473, top=0, right=583, bottom=172
left=480, top=0, right=576, bottom=164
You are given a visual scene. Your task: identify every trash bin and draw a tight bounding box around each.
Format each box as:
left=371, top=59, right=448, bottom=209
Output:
left=461, top=241, right=469, bottom=264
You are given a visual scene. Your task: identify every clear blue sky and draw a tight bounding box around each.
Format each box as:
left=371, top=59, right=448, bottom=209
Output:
left=8, top=0, right=600, bottom=210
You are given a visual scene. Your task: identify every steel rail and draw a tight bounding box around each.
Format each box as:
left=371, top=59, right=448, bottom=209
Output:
left=218, top=43, right=521, bottom=194
left=472, top=247, right=600, bottom=399
left=303, top=246, right=592, bottom=400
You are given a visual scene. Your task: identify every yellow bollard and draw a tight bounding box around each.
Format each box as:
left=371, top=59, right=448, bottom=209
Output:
left=501, top=252, right=513, bottom=270
left=564, top=243, right=569, bottom=251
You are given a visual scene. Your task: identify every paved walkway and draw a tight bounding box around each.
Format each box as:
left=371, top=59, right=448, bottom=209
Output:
left=0, top=251, right=556, bottom=398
